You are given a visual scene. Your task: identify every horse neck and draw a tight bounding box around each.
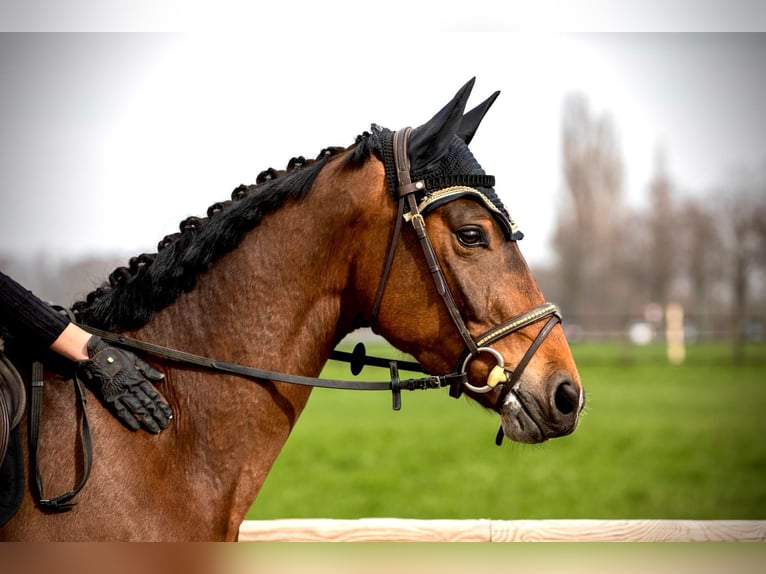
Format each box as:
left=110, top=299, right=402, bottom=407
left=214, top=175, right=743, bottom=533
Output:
left=120, top=158, right=390, bottom=530
left=141, top=215, right=349, bottom=379
left=141, top=160, right=387, bottom=366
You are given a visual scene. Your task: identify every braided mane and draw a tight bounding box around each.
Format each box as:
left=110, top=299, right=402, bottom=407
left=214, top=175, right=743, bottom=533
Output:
left=72, top=145, right=353, bottom=331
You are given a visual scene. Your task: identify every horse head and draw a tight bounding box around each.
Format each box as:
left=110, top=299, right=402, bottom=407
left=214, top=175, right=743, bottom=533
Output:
left=357, top=78, right=584, bottom=444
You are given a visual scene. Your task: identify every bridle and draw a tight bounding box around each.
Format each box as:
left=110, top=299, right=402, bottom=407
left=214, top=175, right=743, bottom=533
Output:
left=371, top=127, right=563, bottom=416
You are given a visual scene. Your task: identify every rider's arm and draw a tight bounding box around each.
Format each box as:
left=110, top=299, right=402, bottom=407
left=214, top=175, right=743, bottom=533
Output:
left=0, top=270, right=70, bottom=349
left=49, top=323, right=91, bottom=361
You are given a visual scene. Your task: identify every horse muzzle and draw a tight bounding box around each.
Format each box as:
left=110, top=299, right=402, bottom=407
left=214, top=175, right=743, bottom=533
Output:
left=498, top=373, right=584, bottom=444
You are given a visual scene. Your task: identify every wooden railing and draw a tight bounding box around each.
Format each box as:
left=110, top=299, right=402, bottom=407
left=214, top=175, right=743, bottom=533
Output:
left=239, top=518, right=766, bottom=542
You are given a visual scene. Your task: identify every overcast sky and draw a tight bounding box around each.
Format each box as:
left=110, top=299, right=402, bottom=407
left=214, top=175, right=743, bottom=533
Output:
left=1, top=13, right=765, bottom=267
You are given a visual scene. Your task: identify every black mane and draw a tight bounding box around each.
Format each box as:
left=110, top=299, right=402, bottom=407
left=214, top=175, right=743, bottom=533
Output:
left=72, top=146, right=350, bottom=331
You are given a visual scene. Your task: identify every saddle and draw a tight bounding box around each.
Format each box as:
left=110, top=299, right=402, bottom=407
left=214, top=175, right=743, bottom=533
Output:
left=0, top=345, right=26, bottom=526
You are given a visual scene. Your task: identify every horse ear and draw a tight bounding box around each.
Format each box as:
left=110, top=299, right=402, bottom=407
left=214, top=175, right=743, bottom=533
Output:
left=408, top=77, right=476, bottom=171
left=457, top=90, right=500, bottom=145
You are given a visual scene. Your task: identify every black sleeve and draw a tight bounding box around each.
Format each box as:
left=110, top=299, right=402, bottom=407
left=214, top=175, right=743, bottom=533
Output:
left=0, top=270, right=70, bottom=349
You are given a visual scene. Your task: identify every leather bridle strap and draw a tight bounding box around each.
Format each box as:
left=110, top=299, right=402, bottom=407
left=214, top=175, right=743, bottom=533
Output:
left=449, top=302, right=561, bottom=398
left=77, top=324, right=464, bottom=412
left=493, top=312, right=562, bottom=409
left=491, top=312, right=562, bottom=446
left=29, top=360, right=93, bottom=511
left=372, top=127, right=479, bottom=356
left=371, top=192, right=404, bottom=320
left=475, top=302, right=560, bottom=349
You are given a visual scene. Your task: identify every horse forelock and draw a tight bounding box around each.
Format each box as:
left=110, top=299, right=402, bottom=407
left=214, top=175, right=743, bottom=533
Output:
left=71, top=146, right=350, bottom=331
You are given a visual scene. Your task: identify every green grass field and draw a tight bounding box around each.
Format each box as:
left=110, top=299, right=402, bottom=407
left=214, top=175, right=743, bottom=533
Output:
left=247, top=341, right=766, bottom=520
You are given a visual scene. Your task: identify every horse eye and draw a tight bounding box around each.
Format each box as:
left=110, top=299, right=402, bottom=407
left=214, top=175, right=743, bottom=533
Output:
left=456, top=227, right=487, bottom=247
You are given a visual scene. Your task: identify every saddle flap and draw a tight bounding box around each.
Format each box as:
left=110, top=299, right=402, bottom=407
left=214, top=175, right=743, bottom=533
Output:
left=0, top=352, right=26, bottom=430
left=0, top=352, right=25, bottom=527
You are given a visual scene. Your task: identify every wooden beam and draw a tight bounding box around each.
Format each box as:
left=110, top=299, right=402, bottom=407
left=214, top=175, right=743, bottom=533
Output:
left=239, top=519, right=766, bottom=542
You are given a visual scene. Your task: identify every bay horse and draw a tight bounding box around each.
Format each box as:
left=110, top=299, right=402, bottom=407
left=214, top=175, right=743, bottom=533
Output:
left=1, top=78, right=583, bottom=541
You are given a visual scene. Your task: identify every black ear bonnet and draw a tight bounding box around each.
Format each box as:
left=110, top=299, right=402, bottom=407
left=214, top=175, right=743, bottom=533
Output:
left=370, top=125, right=523, bottom=241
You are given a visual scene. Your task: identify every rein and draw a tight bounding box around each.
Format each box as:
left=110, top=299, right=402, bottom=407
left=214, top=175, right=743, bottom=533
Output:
left=78, top=325, right=462, bottom=411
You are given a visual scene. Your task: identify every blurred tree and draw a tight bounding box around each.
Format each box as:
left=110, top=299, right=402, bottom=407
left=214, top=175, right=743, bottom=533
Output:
left=645, top=148, right=676, bottom=307
left=552, top=92, right=765, bottom=347
left=676, top=196, right=724, bottom=338
left=721, top=168, right=766, bottom=362
left=554, top=92, right=625, bottom=329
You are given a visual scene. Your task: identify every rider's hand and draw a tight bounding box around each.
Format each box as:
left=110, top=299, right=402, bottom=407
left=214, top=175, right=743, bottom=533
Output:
left=76, top=336, right=173, bottom=433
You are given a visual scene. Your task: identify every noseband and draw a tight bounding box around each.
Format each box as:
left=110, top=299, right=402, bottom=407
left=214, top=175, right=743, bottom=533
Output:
left=372, top=127, right=562, bottom=414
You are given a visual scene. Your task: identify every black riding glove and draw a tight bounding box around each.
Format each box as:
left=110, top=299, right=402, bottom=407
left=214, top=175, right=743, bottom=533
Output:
left=76, top=336, right=173, bottom=434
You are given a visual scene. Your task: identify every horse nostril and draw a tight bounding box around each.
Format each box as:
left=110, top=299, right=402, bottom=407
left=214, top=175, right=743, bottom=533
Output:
left=554, top=381, right=579, bottom=415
